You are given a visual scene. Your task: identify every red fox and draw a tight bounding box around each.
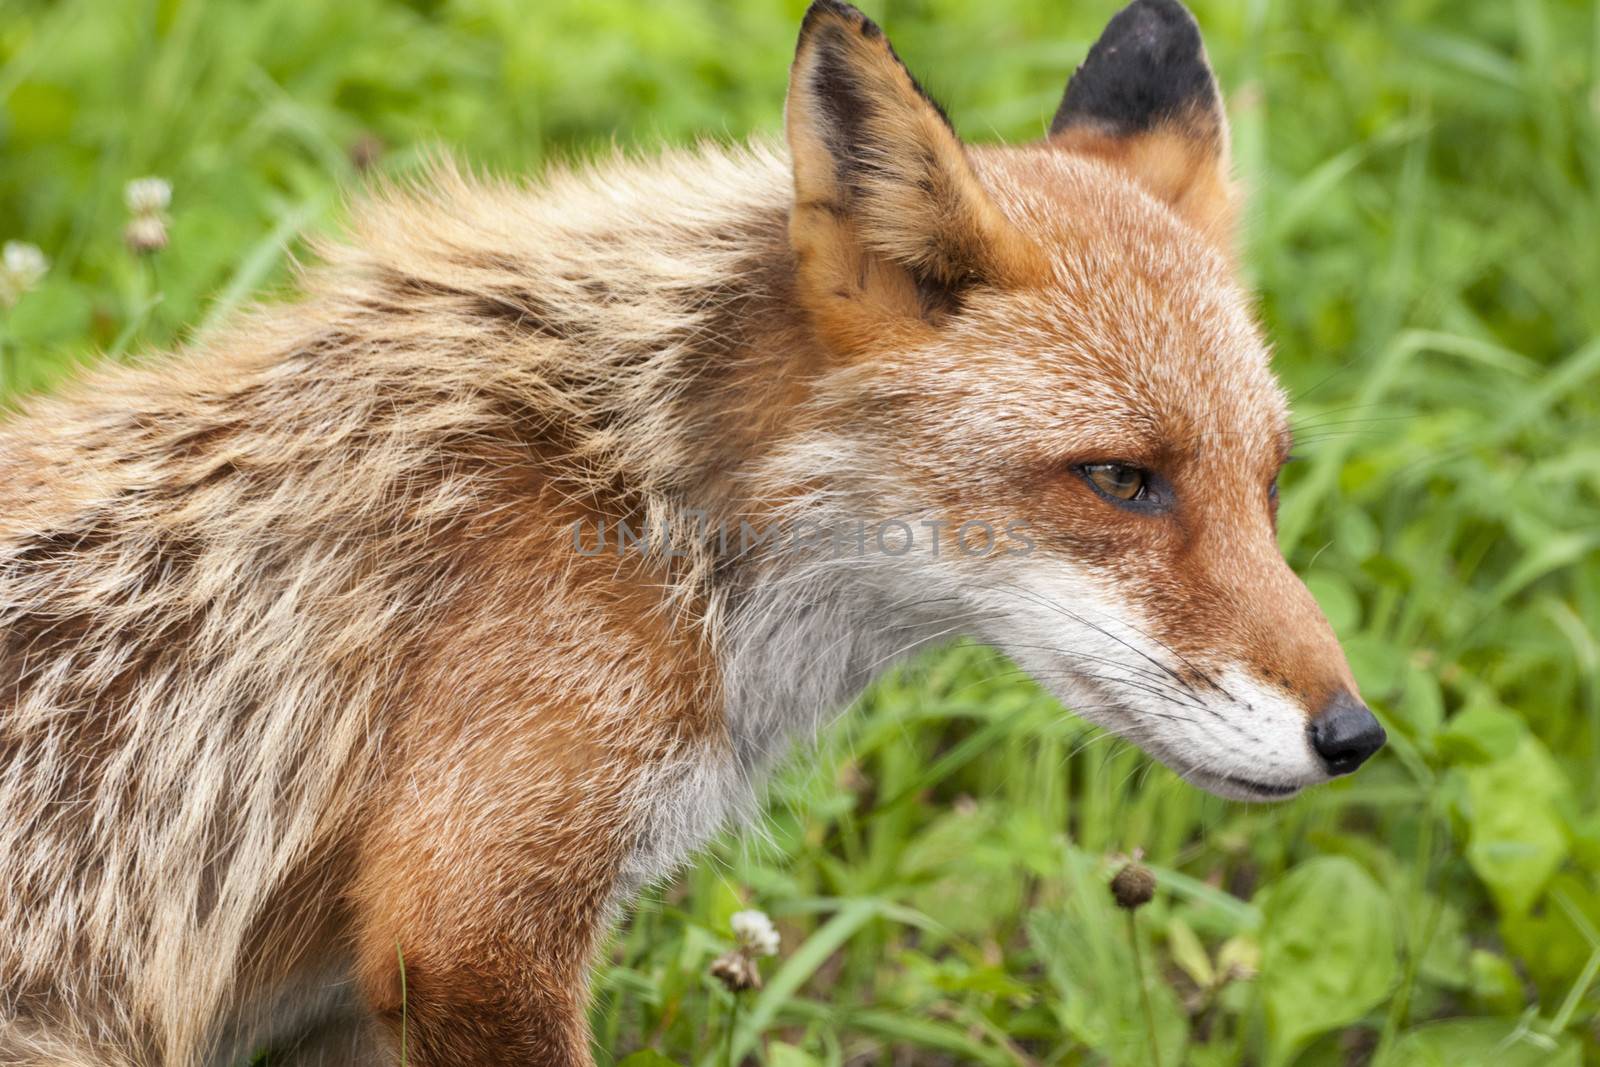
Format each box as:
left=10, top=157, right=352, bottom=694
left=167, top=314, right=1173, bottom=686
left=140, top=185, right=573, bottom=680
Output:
left=0, top=1, right=1384, bottom=1063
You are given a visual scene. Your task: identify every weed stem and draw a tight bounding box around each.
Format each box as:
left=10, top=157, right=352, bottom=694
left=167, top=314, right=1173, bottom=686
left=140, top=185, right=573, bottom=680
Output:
left=1128, top=910, right=1162, bottom=1067
left=722, top=994, right=740, bottom=1067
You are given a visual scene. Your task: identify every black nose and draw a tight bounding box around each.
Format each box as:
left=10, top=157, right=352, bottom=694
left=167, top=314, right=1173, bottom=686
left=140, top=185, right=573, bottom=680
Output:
left=1310, top=693, right=1386, bottom=776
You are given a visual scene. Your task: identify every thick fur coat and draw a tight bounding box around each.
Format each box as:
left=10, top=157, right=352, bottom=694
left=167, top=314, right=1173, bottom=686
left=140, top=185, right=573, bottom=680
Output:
left=0, top=2, right=1379, bottom=1063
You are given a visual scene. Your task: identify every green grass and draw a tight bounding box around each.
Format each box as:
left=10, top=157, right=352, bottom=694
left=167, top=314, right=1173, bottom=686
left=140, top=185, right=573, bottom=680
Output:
left=4, top=0, right=1600, bottom=1064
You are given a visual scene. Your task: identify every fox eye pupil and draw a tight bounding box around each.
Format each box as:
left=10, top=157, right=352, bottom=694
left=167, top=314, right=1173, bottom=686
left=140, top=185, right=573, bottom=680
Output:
left=1083, top=463, right=1148, bottom=502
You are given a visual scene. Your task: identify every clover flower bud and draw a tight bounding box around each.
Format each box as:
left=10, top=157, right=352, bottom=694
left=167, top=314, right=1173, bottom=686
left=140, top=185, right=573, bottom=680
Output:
left=125, top=215, right=169, bottom=256
left=0, top=241, right=48, bottom=308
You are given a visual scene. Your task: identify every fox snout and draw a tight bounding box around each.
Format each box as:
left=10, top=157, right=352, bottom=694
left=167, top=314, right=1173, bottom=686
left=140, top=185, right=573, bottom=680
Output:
left=1169, top=525, right=1386, bottom=797
left=1235, top=542, right=1387, bottom=782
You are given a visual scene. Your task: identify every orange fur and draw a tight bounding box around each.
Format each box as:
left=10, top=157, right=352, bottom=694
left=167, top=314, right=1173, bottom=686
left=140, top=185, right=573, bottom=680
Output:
left=349, top=482, right=722, bottom=1066
left=1050, top=122, right=1237, bottom=253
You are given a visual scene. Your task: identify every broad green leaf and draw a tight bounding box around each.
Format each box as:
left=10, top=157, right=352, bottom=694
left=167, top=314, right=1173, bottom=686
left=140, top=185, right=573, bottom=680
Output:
left=1259, top=857, right=1398, bottom=1066
left=1399, top=664, right=1444, bottom=741
left=1379, top=1018, right=1580, bottom=1067
left=1464, top=735, right=1570, bottom=917
left=1437, top=703, right=1526, bottom=765
left=1500, top=873, right=1600, bottom=991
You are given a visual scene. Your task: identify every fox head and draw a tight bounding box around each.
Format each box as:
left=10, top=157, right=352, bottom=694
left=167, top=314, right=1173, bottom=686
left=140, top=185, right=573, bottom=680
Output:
left=765, top=0, right=1384, bottom=800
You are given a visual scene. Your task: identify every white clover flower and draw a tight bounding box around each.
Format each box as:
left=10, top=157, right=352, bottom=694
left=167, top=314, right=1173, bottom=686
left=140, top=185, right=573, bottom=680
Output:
left=730, top=909, right=780, bottom=958
left=124, top=177, right=172, bottom=216
left=1, top=241, right=48, bottom=308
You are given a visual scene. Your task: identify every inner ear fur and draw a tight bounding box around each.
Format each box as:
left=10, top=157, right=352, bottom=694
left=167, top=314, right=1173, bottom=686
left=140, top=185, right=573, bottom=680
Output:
left=1049, top=0, right=1237, bottom=247
left=786, top=0, right=1039, bottom=352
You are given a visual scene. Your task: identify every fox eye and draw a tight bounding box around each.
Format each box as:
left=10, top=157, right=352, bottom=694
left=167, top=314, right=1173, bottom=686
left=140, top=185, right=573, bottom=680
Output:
left=1079, top=463, right=1149, bottom=503
left=1270, top=453, right=1296, bottom=505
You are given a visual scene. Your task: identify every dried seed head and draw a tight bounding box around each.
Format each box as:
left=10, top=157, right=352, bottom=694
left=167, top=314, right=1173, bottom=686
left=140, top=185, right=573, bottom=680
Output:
left=125, top=216, right=169, bottom=256
left=124, top=177, right=172, bottom=216
left=709, top=949, right=762, bottom=993
left=1, top=241, right=48, bottom=308
left=1111, top=861, right=1157, bottom=910
left=730, top=909, right=780, bottom=958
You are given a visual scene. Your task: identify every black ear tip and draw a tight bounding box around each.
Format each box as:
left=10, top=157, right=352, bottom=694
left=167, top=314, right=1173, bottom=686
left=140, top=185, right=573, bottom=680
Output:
left=800, top=0, right=880, bottom=40
left=802, top=0, right=858, bottom=19
left=793, top=0, right=952, bottom=144
left=1050, top=0, right=1218, bottom=138
left=1123, top=0, right=1202, bottom=26
left=1102, top=0, right=1205, bottom=58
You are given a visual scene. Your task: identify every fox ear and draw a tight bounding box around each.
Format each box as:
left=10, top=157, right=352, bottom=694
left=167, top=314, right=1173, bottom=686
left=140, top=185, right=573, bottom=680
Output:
left=1049, top=0, right=1235, bottom=246
left=786, top=0, right=1037, bottom=350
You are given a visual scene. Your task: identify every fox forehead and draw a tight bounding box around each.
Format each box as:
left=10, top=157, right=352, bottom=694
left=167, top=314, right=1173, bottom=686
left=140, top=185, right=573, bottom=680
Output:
left=881, top=145, right=1288, bottom=470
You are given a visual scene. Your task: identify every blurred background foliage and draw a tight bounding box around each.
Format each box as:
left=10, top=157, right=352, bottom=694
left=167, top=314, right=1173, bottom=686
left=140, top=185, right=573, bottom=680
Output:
left=2, top=0, right=1599, bottom=1063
